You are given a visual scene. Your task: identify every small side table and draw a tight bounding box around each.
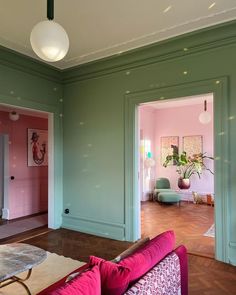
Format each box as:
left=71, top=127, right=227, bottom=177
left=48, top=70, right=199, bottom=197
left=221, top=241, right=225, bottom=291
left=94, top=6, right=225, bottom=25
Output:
left=0, top=243, right=47, bottom=294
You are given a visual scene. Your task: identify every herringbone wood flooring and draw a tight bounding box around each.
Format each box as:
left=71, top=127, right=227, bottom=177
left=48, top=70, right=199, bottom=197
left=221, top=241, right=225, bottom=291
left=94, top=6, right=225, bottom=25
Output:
left=141, top=201, right=215, bottom=257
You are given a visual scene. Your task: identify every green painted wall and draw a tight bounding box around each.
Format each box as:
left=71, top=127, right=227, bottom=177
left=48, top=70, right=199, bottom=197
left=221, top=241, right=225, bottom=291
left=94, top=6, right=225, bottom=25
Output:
left=62, top=21, right=236, bottom=264
left=0, top=47, right=63, bottom=228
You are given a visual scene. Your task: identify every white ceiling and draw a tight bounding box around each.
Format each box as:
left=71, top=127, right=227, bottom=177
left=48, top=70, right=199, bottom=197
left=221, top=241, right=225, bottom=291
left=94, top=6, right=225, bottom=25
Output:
left=0, top=0, right=236, bottom=69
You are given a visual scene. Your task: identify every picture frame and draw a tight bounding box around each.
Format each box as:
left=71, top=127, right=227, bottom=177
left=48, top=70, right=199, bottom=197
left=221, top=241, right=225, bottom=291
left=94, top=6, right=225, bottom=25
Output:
left=27, top=128, right=48, bottom=166
left=183, top=135, right=203, bottom=156
left=161, top=136, right=179, bottom=165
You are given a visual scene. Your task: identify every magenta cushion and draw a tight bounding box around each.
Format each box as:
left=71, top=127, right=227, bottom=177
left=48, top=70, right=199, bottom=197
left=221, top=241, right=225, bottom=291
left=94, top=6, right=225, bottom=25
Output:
left=119, top=230, right=175, bottom=283
left=89, top=256, right=131, bottom=295
left=49, top=265, right=101, bottom=295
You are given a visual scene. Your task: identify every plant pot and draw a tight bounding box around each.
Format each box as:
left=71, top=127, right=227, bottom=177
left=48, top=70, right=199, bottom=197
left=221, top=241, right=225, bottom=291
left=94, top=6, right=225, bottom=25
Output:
left=178, top=178, right=190, bottom=189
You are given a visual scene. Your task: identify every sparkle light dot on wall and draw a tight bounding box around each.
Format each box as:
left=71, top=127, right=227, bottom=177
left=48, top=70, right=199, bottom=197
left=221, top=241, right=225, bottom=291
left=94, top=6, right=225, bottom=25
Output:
left=183, top=48, right=188, bottom=51
left=228, top=116, right=235, bottom=120
left=215, top=80, right=220, bottom=84
left=163, top=5, right=172, bottom=13
left=59, top=98, right=63, bottom=102
left=59, top=114, right=63, bottom=117
left=208, top=2, right=216, bottom=9
left=79, top=122, right=84, bottom=125
left=10, top=91, right=14, bottom=95
left=126, top=90, right=130, bottom=94
left=218, top=132, right=225, bottom=136
left=183, top=71, right=188, bottom=75
left=126, top=71, right=131, bottom=75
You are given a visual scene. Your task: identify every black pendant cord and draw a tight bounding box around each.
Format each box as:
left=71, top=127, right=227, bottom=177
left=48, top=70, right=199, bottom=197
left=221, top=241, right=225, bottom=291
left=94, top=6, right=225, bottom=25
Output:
left=204, top=100, right=207, bottom=111
left=47, top=0, right=54, bottom=20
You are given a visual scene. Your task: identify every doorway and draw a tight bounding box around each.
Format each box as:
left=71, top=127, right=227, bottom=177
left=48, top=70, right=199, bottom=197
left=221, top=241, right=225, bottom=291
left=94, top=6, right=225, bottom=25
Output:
left=0, top=104, right=53, bottom=238
left=138, top=94, right=215, bottom=257
left=124, top=77, right=229, bottom=263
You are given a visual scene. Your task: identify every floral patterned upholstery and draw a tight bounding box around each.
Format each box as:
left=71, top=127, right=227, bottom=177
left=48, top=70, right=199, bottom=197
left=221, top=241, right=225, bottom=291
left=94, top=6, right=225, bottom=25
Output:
left=124, top=252, right=181, bottom=295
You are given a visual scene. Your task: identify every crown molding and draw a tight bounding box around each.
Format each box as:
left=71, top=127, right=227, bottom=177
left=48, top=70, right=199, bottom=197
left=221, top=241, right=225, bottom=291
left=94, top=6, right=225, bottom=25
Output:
left=2, top=20, right=236, bottom=85
left=0, top=45, right=62, bottom=83
left=62, top=20, right=236, bottom=84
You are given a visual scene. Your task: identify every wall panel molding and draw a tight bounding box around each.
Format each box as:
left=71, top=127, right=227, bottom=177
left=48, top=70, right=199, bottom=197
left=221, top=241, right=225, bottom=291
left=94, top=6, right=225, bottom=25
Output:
left=62, top=214, right=125, bottom=241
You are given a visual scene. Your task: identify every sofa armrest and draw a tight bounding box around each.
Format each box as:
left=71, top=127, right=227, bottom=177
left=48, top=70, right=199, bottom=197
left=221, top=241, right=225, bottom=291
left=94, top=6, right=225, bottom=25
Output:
left=174, top=245, right=188, bottom=295
left=36, top=263, right=89, bottom=295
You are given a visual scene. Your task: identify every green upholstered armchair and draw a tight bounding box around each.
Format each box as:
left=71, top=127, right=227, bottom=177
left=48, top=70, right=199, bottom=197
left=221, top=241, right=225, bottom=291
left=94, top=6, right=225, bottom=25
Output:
left=154, top=178, right=173, bottom=198
left=154, top=177, right=181, bottom=204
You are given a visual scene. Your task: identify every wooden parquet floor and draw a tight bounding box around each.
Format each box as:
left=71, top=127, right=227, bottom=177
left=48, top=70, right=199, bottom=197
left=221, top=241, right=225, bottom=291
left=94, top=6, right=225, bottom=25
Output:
left=141, top=201, right=215, bottom=258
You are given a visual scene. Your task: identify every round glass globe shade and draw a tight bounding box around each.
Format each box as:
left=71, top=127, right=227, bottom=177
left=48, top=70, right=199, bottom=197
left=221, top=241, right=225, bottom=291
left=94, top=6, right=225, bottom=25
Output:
left=9, top=112, right=19, bottom=121
left=199, top=111, right=211, bottom=124
left=30, top=20, right=69, bottom=62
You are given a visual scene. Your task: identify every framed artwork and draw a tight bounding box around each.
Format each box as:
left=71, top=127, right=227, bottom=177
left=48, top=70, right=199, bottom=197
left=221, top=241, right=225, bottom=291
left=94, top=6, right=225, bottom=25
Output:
left=183, top=135, right=203, bottom=156
left=161, top=136, right=179, bottom=165
left=28, top=129, right=48, bottom=166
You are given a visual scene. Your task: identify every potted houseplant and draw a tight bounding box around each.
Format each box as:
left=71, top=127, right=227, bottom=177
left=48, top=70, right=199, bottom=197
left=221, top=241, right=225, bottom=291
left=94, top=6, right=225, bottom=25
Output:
left=163, top=151, right=214, bottom=189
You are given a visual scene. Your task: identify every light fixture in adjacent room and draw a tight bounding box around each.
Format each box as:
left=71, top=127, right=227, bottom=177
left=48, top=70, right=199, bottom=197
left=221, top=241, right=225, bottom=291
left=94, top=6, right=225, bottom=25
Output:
left=199, top=100, right=211, bottom=124
left=9, top=111, right=20, bottom=121
left=145, top=152, right=156, bottom=168
left=30, top=0, right=69, bottom=62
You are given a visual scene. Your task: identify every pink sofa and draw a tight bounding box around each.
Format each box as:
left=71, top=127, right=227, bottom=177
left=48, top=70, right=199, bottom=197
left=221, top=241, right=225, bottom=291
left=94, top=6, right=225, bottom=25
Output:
left=38, top=231, right=188, bottom=295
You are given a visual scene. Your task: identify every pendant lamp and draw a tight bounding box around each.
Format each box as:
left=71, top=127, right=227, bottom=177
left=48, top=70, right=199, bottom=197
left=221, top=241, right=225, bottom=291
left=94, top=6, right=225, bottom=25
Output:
left=9, top=111, right=19, bottom=121
left=30, top=0, right=69, bottom=62
left=199, top=100, right=211, bottom=124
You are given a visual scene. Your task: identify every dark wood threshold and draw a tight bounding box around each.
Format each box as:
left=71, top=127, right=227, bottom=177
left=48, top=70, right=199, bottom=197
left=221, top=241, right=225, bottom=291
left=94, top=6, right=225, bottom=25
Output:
left=0, top=211, right=48, bottom=225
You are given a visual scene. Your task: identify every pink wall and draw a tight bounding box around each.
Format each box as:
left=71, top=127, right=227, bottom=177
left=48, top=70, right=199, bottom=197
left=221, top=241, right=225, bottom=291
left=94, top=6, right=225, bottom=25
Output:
left=155, top=103, right=214, bottom=193
left=0, top=111, right=48, bottom=219
left=139, top=101, right=214, bottom=199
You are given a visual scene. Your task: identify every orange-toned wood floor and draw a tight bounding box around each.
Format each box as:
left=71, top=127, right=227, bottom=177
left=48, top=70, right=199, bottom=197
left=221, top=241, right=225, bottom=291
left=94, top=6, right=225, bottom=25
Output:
left=141, top=200, right=215, bottom=258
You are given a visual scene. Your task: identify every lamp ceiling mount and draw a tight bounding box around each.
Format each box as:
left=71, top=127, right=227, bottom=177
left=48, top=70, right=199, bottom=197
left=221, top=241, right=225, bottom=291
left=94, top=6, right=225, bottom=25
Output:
left=47, top=0, right=54, bottom=20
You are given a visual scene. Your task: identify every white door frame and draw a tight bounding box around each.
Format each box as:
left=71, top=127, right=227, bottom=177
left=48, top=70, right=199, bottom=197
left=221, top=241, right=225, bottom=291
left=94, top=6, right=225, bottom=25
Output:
left=0, top=104, right=55, bottom=227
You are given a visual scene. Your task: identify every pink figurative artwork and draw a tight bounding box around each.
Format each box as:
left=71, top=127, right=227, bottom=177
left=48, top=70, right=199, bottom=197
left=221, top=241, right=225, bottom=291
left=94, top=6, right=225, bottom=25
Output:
left=28, top=128, right=48, bottom=166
